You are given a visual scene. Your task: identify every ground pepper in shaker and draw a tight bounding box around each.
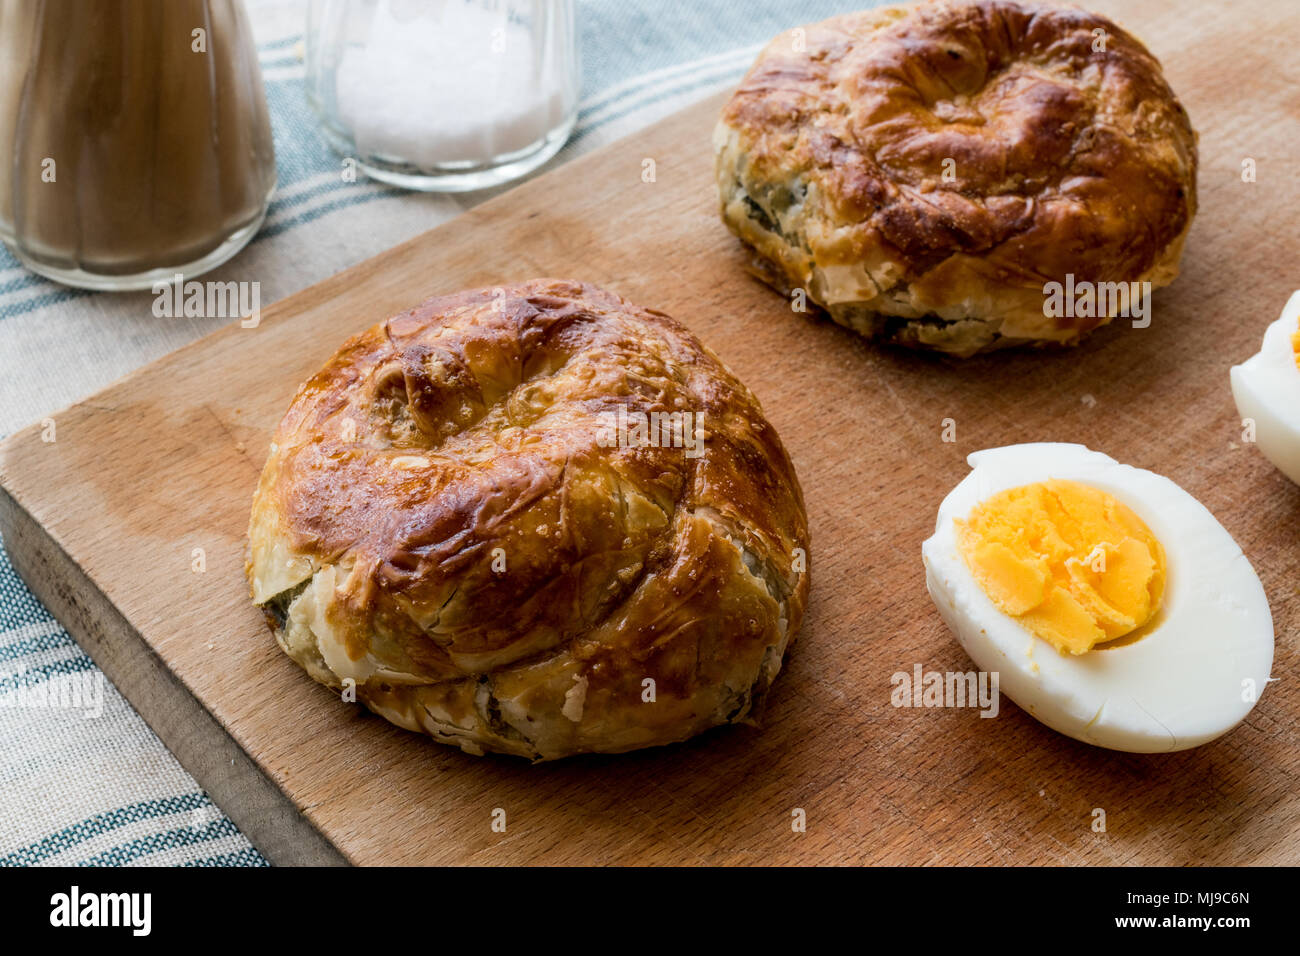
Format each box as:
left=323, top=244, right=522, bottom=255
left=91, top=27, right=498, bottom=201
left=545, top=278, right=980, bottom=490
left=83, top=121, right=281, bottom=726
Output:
left=0, top=0, right=277, bottom=291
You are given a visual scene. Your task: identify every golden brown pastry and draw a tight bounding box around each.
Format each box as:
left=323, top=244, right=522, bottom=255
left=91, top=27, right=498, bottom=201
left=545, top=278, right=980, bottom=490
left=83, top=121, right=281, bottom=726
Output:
left=715, top=0, right=1198, bottom=356
left=247, top=279, right=809, bottom=760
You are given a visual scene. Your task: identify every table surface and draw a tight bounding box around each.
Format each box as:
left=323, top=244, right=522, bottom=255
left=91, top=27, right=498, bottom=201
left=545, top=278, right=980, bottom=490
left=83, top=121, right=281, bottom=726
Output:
left=3, top=0, right=1298, bottom=866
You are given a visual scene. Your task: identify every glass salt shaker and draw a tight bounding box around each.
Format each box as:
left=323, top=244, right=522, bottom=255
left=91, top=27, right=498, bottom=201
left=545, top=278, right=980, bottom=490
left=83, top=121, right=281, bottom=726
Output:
left=306, top=0, right=579, bottom=192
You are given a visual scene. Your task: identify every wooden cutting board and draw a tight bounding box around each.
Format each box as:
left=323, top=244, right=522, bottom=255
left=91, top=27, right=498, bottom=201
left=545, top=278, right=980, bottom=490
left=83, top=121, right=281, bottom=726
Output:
left=2, top=0, right=1298, bottom=866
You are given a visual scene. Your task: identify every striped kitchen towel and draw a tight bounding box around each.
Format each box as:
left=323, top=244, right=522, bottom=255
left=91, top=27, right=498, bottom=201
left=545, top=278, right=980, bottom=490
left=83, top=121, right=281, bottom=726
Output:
left=0, top=0, right=868, bottom=866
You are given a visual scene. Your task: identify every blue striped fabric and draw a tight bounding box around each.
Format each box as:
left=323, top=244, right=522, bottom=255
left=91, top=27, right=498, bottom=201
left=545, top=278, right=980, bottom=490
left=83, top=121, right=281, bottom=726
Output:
left=0, top=0, right=869, bottom=866
left=0, top=793, right=256, bottom=868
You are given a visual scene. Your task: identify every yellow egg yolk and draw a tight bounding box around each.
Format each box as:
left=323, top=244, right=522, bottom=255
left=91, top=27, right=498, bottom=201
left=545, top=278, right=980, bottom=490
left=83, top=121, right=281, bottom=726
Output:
left=1292, top=320, right=1300, bottom=370
left=955, top=479, right=1166, bottom=655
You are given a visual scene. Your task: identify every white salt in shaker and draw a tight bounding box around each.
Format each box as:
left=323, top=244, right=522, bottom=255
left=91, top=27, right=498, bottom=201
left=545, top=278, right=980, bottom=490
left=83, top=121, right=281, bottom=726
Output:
left=307, top=0, right=579, bottom=192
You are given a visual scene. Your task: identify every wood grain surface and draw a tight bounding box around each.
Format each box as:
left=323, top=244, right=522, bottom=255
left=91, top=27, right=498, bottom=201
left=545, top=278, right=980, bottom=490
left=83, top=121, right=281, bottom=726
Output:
left=2, top=0, right=1297, bottom=865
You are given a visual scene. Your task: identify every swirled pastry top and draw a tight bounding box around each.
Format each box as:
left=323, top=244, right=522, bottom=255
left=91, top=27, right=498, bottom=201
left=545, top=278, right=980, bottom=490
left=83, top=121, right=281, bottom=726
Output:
left=247, top=279, right=809, bottom=759
left=715, top=0, right=1198, bottom=353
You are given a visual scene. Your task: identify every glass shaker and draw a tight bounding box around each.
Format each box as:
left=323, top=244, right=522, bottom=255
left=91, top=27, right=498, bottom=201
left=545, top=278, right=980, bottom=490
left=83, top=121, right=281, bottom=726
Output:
left=306, top=0, right=579, bottom=192
left=0, top=0, right=276, bottom=291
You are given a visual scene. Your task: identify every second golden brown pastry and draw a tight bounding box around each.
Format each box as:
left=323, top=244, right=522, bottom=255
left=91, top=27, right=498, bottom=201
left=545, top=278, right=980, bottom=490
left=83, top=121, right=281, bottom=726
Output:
left=715, top=0, right=1198, bottom=356
left=247, top=279, right=809, bottom=760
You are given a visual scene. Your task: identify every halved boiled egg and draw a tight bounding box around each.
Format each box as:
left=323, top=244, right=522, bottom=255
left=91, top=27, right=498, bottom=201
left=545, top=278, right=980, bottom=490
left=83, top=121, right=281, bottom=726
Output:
left=921, top=443, right=1274, bottom=753
left=1231, top=290, right=1300, bottom=485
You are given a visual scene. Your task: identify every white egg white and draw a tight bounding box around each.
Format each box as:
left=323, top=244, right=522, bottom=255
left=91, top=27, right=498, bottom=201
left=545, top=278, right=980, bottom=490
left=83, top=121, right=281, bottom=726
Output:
left=921, top=443, right=1274, bottom=753
left=1231, top=290, right=1300, bottom=485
